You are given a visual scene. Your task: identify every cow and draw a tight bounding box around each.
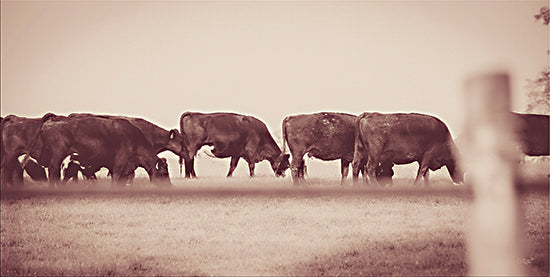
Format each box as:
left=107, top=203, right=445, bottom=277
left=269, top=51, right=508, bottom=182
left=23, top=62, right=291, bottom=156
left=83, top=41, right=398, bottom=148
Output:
left=62, top=154, right=99, bottom=183
left=21, top=159, right=48, bottom=182
left=64, top=113, right=186, bottom=182
left=2, top=158, right=48, bottom=185
left=179, top=112, right=290, bottom=178
left=1, top=114, right=54, bottom=186
left=1, top=115, right=47, bottom=185
left=22, top=114, right=171, bottom=187
left=352, top=112, right=463, bottom=186
left=68, top=113, right=185, bottom=156
left=512, top=112, right=549, bottom=156
left=281, top=112, right=393, bottom=184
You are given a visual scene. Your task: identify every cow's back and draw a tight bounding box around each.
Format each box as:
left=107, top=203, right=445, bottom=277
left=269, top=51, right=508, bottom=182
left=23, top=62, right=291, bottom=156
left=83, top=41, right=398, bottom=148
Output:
left=70, top=113, right=181, bottom=155
left=357, top=113, right=453, bottom=163
left=180, top=112, right=250, bottom=144
left=513, top=113, right=549, bottom=156
left=74, top=117, right=147, bottom=150
left=359, top=112, right=451, bottom=143
left=1, top=115, right=44, bottom=159
left=284, top=112, right=356, bottom=161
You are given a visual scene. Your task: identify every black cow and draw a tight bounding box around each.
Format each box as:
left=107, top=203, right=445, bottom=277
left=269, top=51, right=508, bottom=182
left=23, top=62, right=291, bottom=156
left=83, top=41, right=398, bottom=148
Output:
left=352, top=112, right=463, bottom=185
left=62, top=154, right=99, bottom=183
left=64, top=113, right=185, bottom=182
left=2, top=158, right=48, bottom=185
left=23, top=114, right=170, bottom=187
left=0, top=117, right=48, bottom=184
left=1, top=114, right=53, bottom=186
left=179, top=112, right=290, bottom=178
left=512, top=112, right=549, bottom=156
left=22, top=159, right=48, bottom=182
left=68, top=113, right=185, bottom=156
left=282, top=112, right=393, bottom=184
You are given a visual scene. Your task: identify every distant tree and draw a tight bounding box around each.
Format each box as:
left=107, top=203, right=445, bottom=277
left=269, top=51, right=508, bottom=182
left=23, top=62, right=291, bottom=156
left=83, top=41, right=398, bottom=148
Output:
left=525, top=6, right=549, bottom=115
left=534, top=6, right=549, bottom=25
left=525, top=68, right=550, bottom=114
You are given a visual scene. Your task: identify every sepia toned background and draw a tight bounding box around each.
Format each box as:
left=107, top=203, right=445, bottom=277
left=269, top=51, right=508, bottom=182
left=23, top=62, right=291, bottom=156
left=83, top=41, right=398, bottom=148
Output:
left=1, top=0, right=548, bottom=177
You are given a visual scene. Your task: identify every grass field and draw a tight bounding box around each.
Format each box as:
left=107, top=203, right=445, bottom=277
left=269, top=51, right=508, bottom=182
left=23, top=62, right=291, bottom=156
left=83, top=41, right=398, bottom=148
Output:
left=1, top=177, right=548, bottom=276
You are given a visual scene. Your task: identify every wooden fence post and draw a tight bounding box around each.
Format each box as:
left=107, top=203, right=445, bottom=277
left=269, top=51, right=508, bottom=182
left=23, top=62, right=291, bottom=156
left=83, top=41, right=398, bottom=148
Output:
left=462, top=72, right=526, bottom=276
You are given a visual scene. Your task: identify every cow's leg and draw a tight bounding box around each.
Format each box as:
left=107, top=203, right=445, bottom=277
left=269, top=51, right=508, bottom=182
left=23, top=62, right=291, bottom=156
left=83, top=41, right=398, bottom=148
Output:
left=1, top=157, right=11, bottom=187
left=352, top=143, right=366, bottom=184
left=111, top=160, right=131, bottom=188
left=414, top=161, right=430, bottom=185
left=376, top=161, right=394, bottom=187
left=300, top=160, right=306, bottom=178
left=290, top=155, right=305, bottom=184
left=0, top=166, right=10, bottom=188
left=189, top=157, right=197, bottom=178
left=248, top=162, right=255, bottom=177
left=126, top=172, right=135, bottom=186
left=3, top=157, right=24, bottom=187
left=366, top=157, right=380, bottom=186
left=48, top=160, right=64, bottom=189
left=415, top=149, right=437, bottom=186
left=423, top=170, right=430, bottom=185
left=110, top=172, right=122, bottom=187
left=183, top=145, right=201, bottom=178
left=12, top=164, right=24, bottom=186
left=340, top=159, right=350, bottom=184
left=227, top=156, right=239, bottom=177
left=184, top=157, right=196, bottom=178
left=352, top=158, right=368, bottom=184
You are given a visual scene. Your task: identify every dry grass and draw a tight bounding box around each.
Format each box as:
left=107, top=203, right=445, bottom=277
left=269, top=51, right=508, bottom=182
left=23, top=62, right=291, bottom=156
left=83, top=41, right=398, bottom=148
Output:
left=0, top=177, right=548, bottom=276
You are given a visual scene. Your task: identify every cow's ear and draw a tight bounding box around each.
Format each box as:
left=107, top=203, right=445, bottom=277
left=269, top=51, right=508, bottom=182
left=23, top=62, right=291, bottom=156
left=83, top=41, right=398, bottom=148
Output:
left=156, top=157, right=168, bottom=169
left=169, top=129, right=178, bottom=140
left=155, top=158, right=162, bottom=170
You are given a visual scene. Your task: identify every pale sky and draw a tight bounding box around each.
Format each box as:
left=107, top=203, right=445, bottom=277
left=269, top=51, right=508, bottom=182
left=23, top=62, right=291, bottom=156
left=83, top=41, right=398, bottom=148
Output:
left=2, top=0, right=548, bottom=141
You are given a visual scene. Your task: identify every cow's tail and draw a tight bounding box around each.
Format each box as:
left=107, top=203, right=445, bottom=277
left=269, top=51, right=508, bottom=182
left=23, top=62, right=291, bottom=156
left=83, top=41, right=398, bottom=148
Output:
left=355, top=113, right=367, bottom=151
left=20, top=113, right=57, bottom=168
left=178, top=112, right=192, bottom=177
left=281, top=116, right=289, bottom=155
left=353, top=113, right=369, bottom=177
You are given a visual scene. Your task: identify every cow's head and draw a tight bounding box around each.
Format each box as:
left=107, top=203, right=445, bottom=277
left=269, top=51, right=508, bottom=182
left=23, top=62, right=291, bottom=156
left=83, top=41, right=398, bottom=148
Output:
left=446, top=140, right=464, bottom=185
left=152, top=157, right=172, bottom=187
left=375, top=161, right=394, bottom=179
left=167, top=129, right=187, bottom=156
left=271, top=153, right=290, bottom=177
left=447, top=159, right=464, bottom=184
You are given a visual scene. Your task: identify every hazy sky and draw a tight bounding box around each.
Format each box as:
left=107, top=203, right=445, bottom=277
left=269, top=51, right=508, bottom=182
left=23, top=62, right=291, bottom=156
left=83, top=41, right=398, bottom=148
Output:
left=2, top=0, right=548, bottom=140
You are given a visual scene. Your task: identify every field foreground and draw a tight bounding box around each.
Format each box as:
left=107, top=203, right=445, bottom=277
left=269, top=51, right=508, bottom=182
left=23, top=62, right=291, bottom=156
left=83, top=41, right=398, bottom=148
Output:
left=1, top=178, right=548, bottom=276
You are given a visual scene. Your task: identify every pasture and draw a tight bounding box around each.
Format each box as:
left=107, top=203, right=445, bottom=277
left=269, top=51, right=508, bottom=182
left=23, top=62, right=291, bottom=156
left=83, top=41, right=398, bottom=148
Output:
left=1, top=176, right=548, bottom=276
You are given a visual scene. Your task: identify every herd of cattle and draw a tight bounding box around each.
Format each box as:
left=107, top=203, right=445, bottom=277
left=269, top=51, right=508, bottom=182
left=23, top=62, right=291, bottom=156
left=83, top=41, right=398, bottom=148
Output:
left=1, top=111, right=548, bottom=188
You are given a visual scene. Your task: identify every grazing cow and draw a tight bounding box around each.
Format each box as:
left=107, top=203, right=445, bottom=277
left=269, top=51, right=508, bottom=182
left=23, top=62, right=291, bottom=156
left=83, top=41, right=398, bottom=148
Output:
left=1, top=114, right=54, bottom=186
left=62, top=154, right=99, bottom=183
left=23, top=114, right=170, bottom=187
left=68, top=113, right=185, bottom=156
left=179, top=112, right=290, bottom=178
left=2, top=158, right=48, bottom=185
left=282, top=112, right=392, bottom=183
left=512, top=112, right=549, bottom=156
left=65, top=113, right=185, bottom=182
left=352, top=112, right=463, bottom=185
left=22, top=159, right=48, bottom=182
